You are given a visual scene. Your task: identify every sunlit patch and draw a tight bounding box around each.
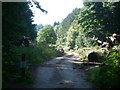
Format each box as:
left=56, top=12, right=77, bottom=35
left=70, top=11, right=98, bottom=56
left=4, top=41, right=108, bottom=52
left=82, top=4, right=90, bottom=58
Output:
left=55, top=57, right=65, bottom=60
left=57, top=66, right=73, bottom=70
left=63, top=80, right=73, bottom=84
left=68, top=59, right=84, bottom=64
left=85, top=65, right=99, bottom=71
left=41, top=64, right=65, bottom=67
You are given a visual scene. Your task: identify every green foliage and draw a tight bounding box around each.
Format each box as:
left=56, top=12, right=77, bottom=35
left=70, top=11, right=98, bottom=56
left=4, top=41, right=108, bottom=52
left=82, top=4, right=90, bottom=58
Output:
left=2, top=2, right=37, bottom=87
left=76, top=32, right=86, bottom=47
left=66, top=25, right=79, bottom=49
left=2, top=2, right=37, bottom=52
left=2, top=48, right=33, bottom=87
left=76, top=31, right=96, bottom=48
left=2, top=1, right=55, bottom=88
left=56, top=2, right=120, bottom=49
left=3, top=1, right=120, bottom=88
left=2, top=44, right=61, bottom=87
left=89, top=50, right=120, bottom=88
left=36, top=25, right=57, bottom=44
left=56, top=8, right=80, bottom=46
left=80, top=2, right=120, bottom=40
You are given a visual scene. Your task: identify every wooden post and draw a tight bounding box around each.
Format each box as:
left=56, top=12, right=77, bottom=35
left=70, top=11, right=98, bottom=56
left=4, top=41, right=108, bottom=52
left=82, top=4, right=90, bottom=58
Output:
left=20, top=53, right=26, bottom=77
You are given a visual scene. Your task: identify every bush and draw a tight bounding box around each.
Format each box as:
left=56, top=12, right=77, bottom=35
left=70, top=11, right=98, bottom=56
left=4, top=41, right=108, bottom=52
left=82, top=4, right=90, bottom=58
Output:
left=89, top=50, right=120, bottom=88
left=2, top=44, right=61, bottom=87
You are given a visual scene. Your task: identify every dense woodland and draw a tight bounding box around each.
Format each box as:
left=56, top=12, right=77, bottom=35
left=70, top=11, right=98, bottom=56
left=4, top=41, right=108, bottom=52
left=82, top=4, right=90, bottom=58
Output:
left=2, top=1, right=120, bottom=88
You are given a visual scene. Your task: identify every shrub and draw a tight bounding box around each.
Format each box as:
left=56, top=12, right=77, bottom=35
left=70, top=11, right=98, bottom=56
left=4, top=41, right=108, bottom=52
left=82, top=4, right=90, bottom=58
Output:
left=89, top=50, right=120, bottom=88
left=2, top=44, right=61, bottom=87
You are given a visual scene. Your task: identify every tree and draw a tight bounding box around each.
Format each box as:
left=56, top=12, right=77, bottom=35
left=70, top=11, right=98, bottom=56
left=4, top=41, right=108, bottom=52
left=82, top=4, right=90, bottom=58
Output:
left=56, top=1, right=120, bottom=48
left=66, top=24, right=79, bottom=49
left=36, top=25, right=57, bottom=44
left=2, top=2, right=37, bottom=52
left=56, top=8, right=80, bottom=46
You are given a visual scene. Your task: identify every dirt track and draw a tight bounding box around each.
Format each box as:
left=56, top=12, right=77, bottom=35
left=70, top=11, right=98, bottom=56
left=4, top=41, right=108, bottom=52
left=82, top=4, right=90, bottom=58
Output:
left=30, top=53, right=95, bottom=88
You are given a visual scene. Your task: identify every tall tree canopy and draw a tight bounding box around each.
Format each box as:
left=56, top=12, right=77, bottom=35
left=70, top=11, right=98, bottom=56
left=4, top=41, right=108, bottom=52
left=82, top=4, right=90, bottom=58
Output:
left=56, top=8, right=81, bottom=46
left=2, top=2, right=37, bottom=52
left=55, top=2, right=120, bottom=48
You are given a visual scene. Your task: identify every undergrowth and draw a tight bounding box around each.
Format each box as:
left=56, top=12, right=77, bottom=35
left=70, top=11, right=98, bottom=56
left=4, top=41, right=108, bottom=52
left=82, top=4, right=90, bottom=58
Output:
left=89, top=49, right=120, bottom=88
left=2, top=44, right=61, bottom=87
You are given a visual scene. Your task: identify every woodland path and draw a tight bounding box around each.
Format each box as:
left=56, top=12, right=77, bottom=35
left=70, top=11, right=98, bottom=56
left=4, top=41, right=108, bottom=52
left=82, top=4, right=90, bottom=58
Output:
left=29, top=52, right=96, bottom=88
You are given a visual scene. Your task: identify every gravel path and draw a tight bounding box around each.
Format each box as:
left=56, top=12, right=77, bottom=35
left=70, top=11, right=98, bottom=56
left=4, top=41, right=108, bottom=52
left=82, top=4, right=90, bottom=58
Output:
left=30, top=53, right=95, bottom=88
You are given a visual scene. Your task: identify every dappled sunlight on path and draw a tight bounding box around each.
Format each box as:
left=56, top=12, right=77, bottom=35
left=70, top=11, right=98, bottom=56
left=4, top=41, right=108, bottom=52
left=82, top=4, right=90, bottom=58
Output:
left=31, top=52, right=95, bottom=88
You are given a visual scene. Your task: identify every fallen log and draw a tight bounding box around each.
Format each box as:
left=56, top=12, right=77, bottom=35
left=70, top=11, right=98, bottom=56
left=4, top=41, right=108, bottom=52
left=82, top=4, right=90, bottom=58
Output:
left=88, top=52, right=104, bottom=63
